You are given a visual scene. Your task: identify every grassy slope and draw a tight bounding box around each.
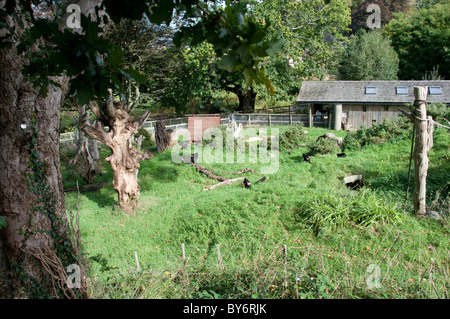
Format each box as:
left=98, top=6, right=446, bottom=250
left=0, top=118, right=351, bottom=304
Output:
left=61, top=126, right=450, bottom=299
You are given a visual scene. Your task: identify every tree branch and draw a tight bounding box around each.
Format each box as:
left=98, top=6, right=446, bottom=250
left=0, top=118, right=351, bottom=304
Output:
left=204, top=177, right=245, bottom=191
left=88, top=100, right=102, bottom=119
left=398, top=107, right=414, bottom=121
left=134, top=110, right=151, bottom=130
left=81, top=116, right=112, bottom=146
left=104, top=88, right=116, bottom=118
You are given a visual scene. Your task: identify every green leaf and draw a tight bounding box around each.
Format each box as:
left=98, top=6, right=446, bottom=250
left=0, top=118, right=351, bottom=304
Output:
left=265, top=38, right=286, bottom=56
left=147, top=1, right=175, bottom=25
left=107, top=45, right=124, bottom=68
left=74, top=87, right=92, bottom=106
left=0, top=215, right=7, bottom=230
left=119, top=68, right=147, bottom=83
left=217, top=54, right=237, bottom=73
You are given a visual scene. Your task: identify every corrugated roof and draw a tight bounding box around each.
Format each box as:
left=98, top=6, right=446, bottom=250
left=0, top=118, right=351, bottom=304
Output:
left=297, top=81, right=450, bottom=105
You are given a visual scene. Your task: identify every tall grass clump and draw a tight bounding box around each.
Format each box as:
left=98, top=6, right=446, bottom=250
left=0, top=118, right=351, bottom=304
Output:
left=295, top=188, right=404, bottom=236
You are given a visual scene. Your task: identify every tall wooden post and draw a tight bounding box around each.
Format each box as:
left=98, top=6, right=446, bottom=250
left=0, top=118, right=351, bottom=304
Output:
left=308, top=104, right=313, bottom=127
left=412, top=87, right=429, bottom=216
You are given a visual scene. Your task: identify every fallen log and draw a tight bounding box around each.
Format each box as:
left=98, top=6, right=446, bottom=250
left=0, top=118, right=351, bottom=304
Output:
left=63, top=182, right=109, bottom=193
left=192, top=164, right=228, bottom=182
left=204, top=177, right=245, bottom=191
left=190, top=163, right=256, bottom=191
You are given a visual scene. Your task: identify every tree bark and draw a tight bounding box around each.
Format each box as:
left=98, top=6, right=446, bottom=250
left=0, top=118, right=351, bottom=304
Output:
left=155, top=120, right=171, bottom=152
left=81, top=92, right=151, bottom=214
left=226, top=85, right=257, bottom=113
left=0, top=33, right=85, bottom=297
left=237, top=87, right=257, bottom=113
left=69, top=106, right=99, bottom=183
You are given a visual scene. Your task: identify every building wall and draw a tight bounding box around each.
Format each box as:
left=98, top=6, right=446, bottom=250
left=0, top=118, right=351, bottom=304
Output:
left=342, top=104, right=400, bottom=129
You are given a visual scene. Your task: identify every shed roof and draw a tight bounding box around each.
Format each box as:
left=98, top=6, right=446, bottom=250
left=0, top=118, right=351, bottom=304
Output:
left=297, top=81, right=450, bottom=105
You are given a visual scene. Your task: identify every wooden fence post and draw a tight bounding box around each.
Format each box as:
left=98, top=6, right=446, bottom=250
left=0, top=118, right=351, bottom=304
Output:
left=399, top=86, right=429, bottom=216
left=412, top=87, right=429, bottom=216
left=308, top=105, right=313, bottom=127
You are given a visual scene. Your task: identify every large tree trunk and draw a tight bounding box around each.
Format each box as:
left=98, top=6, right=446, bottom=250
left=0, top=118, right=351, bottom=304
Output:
left=226, top=85, right=257, bottom=113
left=0, top=35, right=86, bottom=297
left=81, top=91, right=151, bottom=214
left=236, top=87, right=257, bottom=113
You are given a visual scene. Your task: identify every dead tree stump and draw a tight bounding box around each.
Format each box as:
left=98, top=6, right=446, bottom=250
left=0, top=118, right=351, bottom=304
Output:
left=155, top=120, right=171, bottom=152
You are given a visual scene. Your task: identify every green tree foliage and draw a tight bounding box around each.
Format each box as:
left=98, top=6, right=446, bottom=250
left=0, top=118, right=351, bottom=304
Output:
left=337, top=29, right=399, bottom=80
left=384, top=0, right=450, bottom=80
left=1, top=0, right=285, bottom=106
left=349, top=0, right=411, bottom=35
left=103, top=18, right=174, bottom=107
left=252, top=0, right=351, bottom=104
left=172, top=0, right=351, bottom=112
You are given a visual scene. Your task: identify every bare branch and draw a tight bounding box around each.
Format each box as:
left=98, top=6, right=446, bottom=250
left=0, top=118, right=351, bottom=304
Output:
left=204, top=177, right=245, bottom=191
left=129, top=83, right=141, bottom=112
left=104, top=88, right=116, bottom=118
left=88, top=100, right=102, bottom=119
left=81, top=116, right=112, bottom=146
left=398, top=107, right=414, bottom=121
left=134, top=110, right=151, bottom=130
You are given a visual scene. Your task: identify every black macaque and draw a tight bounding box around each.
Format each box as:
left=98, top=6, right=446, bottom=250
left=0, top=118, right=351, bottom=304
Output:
left=303, top=153, right=311, bottom=163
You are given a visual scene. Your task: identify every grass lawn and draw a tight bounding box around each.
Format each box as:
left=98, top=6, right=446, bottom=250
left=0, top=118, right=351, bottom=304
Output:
left=61, top=125, right=450, bottom=299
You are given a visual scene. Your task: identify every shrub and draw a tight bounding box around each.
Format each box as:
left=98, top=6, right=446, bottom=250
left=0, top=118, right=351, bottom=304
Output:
left=342, top=117, right=411, bottom=151
left=427, top=102, right=450, bottom=123
left=137, top=128, right=155, bottom=148
left=279, top=123, right=306, bottom=151
left=307, top=137, right=341, bottom=155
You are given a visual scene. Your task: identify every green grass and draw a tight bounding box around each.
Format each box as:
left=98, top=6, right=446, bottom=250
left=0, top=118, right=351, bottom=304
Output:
left=61, top=125, right=450, bottom=299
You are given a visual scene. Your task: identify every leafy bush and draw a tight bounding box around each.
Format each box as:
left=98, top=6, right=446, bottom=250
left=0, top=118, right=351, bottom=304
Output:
left=137, top=128, right=155, bottom=148
left=295, top=188, right=404, bottom=236
left=426, top=102, right=450, bottom=123
left=343, top=117, right=411, bottom=151
left=307, top=137, right=341, bottom=155
left=279, top=123, right=306, bottom=151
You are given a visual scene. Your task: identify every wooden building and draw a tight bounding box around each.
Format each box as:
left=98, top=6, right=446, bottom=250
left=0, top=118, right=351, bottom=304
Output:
left=296, top=80, right=450, bottom=130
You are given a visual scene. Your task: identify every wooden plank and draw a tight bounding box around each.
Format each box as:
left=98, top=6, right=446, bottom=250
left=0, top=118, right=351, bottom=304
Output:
left=343, top=174, right=363, bottom=184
